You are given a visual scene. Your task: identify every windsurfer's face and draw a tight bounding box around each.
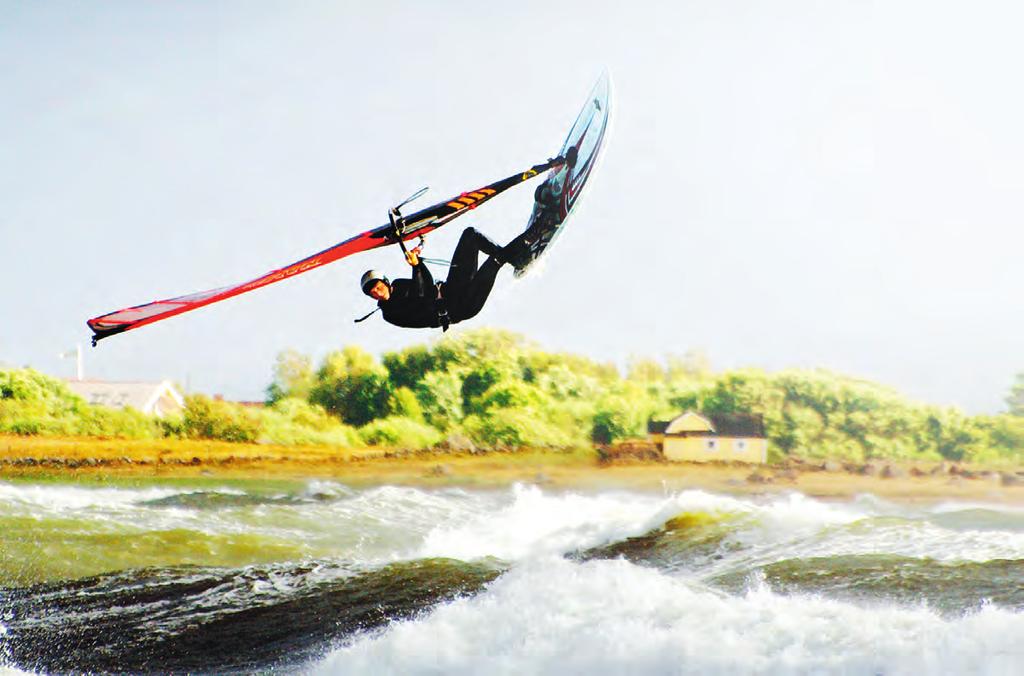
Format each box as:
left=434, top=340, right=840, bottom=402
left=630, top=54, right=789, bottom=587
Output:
left=368, top=280, right=390, bottom=301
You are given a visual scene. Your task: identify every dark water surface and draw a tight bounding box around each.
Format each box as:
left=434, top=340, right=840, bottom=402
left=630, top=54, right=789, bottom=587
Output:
left=1, top=480, right=1022, bottom=674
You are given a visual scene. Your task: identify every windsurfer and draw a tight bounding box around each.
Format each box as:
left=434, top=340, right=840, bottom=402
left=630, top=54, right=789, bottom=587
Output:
left=359, top=226, right=533, bottom=331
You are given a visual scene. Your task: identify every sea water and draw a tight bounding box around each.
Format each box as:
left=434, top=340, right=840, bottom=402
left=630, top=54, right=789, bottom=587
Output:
left=0, top=479, right=1021, bottom=674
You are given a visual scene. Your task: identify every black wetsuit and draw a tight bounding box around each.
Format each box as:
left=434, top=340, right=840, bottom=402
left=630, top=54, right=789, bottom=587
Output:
left=378, top=227, right=505, bottom=329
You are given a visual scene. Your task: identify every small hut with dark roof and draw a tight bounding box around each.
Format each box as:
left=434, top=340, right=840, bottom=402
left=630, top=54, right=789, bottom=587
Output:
left=648, top=411, right=767, bottom=463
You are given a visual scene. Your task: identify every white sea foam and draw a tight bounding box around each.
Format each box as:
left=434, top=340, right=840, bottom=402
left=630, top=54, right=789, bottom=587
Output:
left=0, top=481, right=184, bottom=512
left=719, top=495, right=1024, bottom=568
left=766, top=519, right=1024, bottom=564
left=930, top=500, right=1024, bottom=516
left=396, top=484, right=1024, bottom=593
left=0, top=481, right=283, bottom=551
left=5, top=480, right=1024, bottom=572
left=755, top=491, right=868, bottom=529
left=304, top=485, right=490, bottom=562
left=415, top=485, right=753, bottom=562
left=300, top=480, right=356, bottom=501
left=417, top=484, right=659, bottom=560
left=412, top=486, right=932, bottom=567
left=652, top=491, right=1024, bottom=571
left=316, top=556, right=1024, bottom=676
left=156, top=481, right=1024, bottom=576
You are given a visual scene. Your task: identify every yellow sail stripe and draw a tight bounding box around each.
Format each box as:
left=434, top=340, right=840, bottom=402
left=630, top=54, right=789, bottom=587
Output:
left=446, top=187, right=497, bottom=211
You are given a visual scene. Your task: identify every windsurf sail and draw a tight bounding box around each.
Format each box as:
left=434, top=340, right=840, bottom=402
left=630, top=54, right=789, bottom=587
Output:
left=511, top=72, right=612, bottom=276
left=87, top=158, right=562, bottom=344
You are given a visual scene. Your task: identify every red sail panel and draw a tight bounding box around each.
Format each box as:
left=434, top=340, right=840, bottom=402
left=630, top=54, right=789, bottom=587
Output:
left=86, top=231, right=382, bottom=343
left=87, top=158, right=562, bottom=343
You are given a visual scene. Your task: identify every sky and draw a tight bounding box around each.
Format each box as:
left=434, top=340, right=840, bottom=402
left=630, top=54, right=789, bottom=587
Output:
left=2, top=1, right=1023, bottom=412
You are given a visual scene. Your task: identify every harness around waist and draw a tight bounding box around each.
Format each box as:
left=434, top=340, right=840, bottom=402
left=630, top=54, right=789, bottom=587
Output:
left=434, top=282, right=450, bottom=332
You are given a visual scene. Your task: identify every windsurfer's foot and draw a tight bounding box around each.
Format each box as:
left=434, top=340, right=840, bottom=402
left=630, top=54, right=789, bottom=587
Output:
left=501, top=230, right=537, bottom=265
left=522, top=219, right=546, bottom=243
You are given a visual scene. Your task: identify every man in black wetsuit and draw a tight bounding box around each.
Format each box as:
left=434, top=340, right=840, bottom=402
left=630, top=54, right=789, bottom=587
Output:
left=359, top=226, right=530, bottom=331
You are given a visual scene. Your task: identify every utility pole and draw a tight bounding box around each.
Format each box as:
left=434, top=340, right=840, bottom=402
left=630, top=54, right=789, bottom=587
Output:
left=59, top=344, right=84, bottom=381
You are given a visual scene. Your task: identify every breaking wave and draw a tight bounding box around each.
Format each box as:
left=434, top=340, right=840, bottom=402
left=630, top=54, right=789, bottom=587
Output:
left=2, top=480, right=1022, bottom=674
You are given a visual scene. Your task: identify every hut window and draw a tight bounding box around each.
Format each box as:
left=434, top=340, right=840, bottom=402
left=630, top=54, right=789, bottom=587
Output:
left=735, top=440, right=747, bottom=452
left=704, top=439, right=717, bottom=451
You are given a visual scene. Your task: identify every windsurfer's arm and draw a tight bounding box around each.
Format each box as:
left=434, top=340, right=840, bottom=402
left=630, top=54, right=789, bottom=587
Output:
left=409, top=255, right=434, bottom=297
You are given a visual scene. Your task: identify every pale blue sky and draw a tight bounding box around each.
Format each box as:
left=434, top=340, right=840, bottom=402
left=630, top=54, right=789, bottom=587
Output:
left=2, top=1, right=1022, bottom=412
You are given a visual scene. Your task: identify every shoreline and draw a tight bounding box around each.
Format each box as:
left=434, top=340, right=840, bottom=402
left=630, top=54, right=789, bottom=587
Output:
left=2, top=434, right=1024, bottom=503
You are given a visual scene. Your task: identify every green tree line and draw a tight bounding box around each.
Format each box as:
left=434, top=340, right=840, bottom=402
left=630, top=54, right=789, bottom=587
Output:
left=3, top=328, right=1024, bottom=463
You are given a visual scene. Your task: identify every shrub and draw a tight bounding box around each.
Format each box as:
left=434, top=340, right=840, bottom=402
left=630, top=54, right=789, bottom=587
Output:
left=159, top=415, right=186, bottom=438
left=389, top=387, right=424, bottom=422
left=473, top=381, right=549, bottom=413
left=182, top=395, right=262, bottom=442
left=0, top=369, right=79, bottom=405
left=0, top=369, right=156, bottom=438
left=265, top=349, right=316, bottom=403
left=310, top=347, right=392, bottom=426
left=415, top=370, right=465, bottom=430
left=591, top=392, right=657, bottom=444
left=0, top=369, right=82, bottom=417
left=462, top=407, right=575, bottom=450
left=260, top=398, right=360, bottom=446
left=461, top=361, right=521, bottom=414
left=534, top=364, right=602, bottom=401
left=382, top=345, right=435, bottom=391
left=358, top=416, right=442, bottom=450
left=72, top=405, right=160, bottom=439
left=988, top=415, right=1024, bottom=456
left=7, top=418, right=42, bottom=436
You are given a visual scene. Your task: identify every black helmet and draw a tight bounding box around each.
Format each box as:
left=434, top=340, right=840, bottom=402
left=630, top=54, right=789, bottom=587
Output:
left=360, top=270, right=389, bottom=295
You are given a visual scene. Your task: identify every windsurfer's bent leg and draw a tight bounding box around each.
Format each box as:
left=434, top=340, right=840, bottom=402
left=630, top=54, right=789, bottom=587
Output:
left=453, top=258, right=501, bottom=320
left=446, top=227, right=505, bottom=321
left=447, top=227, right=504, bottom=287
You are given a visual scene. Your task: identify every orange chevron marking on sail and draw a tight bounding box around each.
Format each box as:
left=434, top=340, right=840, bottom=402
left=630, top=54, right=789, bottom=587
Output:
left=458, top=197, right=476, bottom=205
left=468, top=192, right=487, bottom=199
left=447, top=201, right=466, bottom=209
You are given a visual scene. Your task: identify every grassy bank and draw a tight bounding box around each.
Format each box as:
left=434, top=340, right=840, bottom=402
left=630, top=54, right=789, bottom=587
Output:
left=7, top=330, right=1024, bottom=466
left=3, top=434, right=1024, bottom=502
